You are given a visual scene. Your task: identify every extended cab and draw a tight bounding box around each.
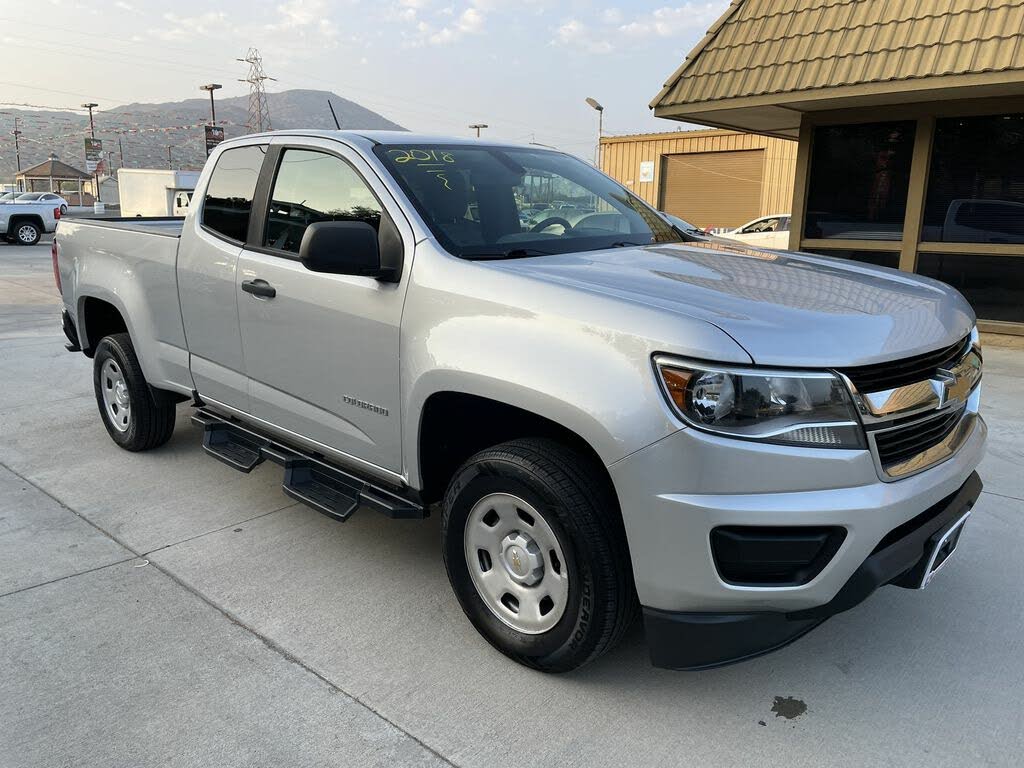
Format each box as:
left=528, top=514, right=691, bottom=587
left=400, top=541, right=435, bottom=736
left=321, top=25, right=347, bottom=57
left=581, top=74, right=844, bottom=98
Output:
left=54, top=131, right=986, bottom=671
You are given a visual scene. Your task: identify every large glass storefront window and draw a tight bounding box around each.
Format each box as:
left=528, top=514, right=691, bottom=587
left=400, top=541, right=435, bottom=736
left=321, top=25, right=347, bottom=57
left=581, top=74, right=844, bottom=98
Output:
left=921, top=113, right=1024, bottom=244
left=917, top=253, right=1024, bottom=323
left=803, top=249, right=900, bottom=270
left=804, top=121, right=916, bottom=241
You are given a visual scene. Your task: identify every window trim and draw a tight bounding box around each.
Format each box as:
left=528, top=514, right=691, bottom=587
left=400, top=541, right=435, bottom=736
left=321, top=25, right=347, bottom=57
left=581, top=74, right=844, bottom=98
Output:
left=199, top=142, right=270, bottom=247
left=249, top=143, right=394, bottom=263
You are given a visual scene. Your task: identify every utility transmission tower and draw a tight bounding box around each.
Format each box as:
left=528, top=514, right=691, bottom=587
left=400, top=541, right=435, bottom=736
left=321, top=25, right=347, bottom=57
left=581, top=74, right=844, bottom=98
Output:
left=237, top=48, right=275, bottom=133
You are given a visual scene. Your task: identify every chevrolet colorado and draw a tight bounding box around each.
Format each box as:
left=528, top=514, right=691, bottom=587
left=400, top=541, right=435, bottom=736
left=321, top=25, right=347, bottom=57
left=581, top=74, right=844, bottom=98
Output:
left=2, top=200, right=61, bottom=245
left=54, top=131, right=985, bottom=672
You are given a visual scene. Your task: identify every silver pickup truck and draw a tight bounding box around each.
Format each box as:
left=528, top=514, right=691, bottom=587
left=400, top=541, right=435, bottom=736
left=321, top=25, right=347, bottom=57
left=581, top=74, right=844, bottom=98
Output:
left=54, top=131, right=986, bottom=672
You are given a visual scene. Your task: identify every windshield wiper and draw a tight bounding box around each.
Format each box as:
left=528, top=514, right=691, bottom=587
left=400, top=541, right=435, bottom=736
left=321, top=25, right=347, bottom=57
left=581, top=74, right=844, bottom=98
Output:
left=609, top=241, right=650, bottom=248
left=462, top=248, right=553, bottom=261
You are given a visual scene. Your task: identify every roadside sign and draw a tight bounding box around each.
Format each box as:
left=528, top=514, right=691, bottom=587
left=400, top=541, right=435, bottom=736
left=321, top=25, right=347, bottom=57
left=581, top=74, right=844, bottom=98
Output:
left=639, top=161, right=655, bottom=183
left=84, top=138, right=105, bottom=173
left=205, top=125, right=225, bottom=156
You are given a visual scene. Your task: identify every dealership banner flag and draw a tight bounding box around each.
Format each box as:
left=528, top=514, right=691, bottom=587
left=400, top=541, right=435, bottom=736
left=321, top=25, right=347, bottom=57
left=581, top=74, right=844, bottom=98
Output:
left=84, top=138, right=105, bottom=173
left=205, top=125, right=225, bottom=157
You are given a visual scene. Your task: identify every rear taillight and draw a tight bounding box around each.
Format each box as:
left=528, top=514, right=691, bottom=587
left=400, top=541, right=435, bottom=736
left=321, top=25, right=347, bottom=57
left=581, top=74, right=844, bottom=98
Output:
left=54, top=206, right=61, bottom=220
left=52, top=240, right=62, bottom=294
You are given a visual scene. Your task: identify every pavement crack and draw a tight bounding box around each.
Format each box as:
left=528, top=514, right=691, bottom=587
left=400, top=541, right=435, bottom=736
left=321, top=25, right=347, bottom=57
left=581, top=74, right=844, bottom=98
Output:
left=140, top=502, right=301, bottom=557
left=141, top=562, right=460, bottom=768
left=0, top=556, right=138, bottom=600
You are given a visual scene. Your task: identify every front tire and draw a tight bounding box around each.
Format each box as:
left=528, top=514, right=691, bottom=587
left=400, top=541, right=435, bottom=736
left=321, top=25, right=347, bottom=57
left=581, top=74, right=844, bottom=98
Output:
left=13, top=222, right=40, bottom=245
left=441, top=438, right=637, bottom=672
left=92, top=333, right=176, bottom=451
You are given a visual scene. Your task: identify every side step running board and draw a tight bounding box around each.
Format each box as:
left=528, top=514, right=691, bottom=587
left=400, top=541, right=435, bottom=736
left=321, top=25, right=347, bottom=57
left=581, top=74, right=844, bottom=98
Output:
left=191, top=409, right=425, bottom=523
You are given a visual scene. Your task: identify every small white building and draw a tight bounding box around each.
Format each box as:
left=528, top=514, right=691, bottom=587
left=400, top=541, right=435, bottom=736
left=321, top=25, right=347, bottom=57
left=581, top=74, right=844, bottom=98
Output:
left=117, top=169, right=201, bottom=217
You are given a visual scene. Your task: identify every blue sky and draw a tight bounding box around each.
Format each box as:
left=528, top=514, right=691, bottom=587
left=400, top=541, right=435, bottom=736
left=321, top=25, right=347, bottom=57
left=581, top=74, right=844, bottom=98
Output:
left=3, top=0, right=728, bottom=156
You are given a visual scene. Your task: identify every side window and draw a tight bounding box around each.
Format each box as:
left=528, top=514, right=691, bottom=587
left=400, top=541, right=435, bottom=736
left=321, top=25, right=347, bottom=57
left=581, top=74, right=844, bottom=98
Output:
left=264, top=149, right=382, bottom=254
left=201, top=145, right=266, bottom=242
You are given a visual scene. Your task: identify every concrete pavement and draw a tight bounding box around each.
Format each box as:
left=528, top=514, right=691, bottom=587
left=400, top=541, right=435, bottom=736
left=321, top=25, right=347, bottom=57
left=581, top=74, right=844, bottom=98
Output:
left=1, top=241, right=1021, bottom=767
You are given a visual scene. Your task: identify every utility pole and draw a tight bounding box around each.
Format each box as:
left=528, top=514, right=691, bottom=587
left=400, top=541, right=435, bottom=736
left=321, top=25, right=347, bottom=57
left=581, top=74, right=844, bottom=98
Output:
left=12, top=115, right=21, bottom=174
left=199, top=83, right=222, bottom=125
left=237, top=48, right=275, bottom=133
left=118, top=137, right=125, bottom=169
left=82, top=102, right=101, bottom=203
left=469, top=123, right=488, bottom=138
left=167, top=145, right=173, bottom=170
left=585, top=97, right=604, bottom=168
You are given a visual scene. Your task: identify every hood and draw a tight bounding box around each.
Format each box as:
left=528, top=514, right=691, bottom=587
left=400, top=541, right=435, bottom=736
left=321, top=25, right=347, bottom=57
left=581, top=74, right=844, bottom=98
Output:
left=487, top=241, right=975, bottom=368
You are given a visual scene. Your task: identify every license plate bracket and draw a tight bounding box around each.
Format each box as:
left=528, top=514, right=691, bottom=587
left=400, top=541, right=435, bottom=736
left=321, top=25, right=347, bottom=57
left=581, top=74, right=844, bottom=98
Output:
left=919, top=511, right=971, bottom=588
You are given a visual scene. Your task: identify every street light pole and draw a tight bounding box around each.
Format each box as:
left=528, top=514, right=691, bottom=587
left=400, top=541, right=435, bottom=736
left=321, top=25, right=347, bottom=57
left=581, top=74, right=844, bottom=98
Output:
left=81, top=102, right=100, bottom=203
left=585, top=97, right=604, bottom=168
left=469, top=123, right=488, bottom=138
left=199, top=83, right=223, bottom=125
left=12, top=115, right=21, bottom=174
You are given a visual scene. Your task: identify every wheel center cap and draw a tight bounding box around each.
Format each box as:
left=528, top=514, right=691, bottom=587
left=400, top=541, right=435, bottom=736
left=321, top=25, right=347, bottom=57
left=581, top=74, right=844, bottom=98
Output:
left=500, top=532, right=544, bottom=586
left=114, top=382, right=129, bottom=407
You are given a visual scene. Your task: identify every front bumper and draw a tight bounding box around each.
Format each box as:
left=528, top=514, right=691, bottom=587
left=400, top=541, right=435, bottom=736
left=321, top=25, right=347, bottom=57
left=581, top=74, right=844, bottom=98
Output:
left=642, top=472, right=982, bottom=669
left=608, top=404, right=986, bottom=669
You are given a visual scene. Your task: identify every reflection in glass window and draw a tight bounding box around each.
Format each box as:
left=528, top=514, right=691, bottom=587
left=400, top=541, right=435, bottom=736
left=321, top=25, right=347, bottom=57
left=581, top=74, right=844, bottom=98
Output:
left=804, top=122, right=915, bottom=241
left=922, top=114, right=1024, bottom=244
left=803, top=248, right=900, bottom=270
left=202, top=145, right=266, bottom=242
left=917, top=253, right=1024, bottom=323
left=265, top=149, right=382, bottom=254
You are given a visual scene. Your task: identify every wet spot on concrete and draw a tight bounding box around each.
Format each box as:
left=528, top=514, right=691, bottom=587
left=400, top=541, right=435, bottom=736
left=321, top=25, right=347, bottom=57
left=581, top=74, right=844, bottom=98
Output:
left=771, top=696, right=807, bottom=720
left=758, top=720, right=767, bottom=727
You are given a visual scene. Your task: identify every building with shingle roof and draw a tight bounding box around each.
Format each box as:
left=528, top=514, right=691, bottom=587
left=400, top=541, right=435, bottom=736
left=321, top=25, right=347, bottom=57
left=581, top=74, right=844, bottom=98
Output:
left=638, top=0, right=1024, bottom=335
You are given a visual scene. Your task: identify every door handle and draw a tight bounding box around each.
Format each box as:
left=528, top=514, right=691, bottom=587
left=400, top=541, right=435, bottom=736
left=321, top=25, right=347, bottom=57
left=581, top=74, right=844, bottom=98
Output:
left=241, top=279, right=276, bottom=299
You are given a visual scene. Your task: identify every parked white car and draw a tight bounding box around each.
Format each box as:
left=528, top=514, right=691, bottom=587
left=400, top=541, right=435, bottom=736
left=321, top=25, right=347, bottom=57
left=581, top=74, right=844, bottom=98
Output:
left=16, top=192, right=69, bottom=215
left=726, top=214, right=791, bottom=249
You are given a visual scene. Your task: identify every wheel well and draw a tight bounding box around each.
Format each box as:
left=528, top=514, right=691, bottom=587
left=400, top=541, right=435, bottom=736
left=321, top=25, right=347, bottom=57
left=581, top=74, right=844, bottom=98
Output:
left=81, top=297, right=128, bottom=357
left=8, top=214, right=44, bottom=229
left=418, top=391, right=611, bottom=504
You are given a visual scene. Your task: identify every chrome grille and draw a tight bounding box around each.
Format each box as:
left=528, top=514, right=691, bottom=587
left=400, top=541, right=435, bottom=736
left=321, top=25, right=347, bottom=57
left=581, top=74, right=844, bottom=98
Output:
left=871, top=406, right=966, bottom=469
left=841, top=336, right=970, bottom=393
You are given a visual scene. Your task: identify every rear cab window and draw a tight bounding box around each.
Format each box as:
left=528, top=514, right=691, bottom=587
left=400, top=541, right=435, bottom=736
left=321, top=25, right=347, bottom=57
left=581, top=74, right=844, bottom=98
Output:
left=201, top=145, right=266, bottom=242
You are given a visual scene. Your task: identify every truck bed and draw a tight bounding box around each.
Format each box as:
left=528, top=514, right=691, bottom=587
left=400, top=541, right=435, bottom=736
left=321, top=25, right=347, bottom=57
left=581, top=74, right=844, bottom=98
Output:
left=59, top=216, right=184, bottom=237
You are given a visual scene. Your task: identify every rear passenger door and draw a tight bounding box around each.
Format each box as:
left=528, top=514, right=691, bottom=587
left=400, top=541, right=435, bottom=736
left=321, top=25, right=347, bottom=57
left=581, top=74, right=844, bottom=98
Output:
left=178, top=142, right=267, bottom=413
left=235, top=139, right=413, bottom=477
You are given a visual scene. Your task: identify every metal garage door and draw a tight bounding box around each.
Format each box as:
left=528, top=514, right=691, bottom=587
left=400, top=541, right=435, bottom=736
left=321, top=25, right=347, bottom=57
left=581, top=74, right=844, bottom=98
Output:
left=660, top=149, right=764, bottom=230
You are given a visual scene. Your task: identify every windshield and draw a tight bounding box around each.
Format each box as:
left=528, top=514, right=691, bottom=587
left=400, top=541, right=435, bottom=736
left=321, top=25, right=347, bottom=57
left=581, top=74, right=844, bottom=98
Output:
left=374, top=144, right=686, bottom=259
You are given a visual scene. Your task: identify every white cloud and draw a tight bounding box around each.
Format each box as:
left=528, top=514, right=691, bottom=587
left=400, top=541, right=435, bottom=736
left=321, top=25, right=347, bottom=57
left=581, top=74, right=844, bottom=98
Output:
left=553, top=3, right=721, bottom=53
left=618, top=3, right=722, bottom=38
left=553, top=18, right=613, bottom=54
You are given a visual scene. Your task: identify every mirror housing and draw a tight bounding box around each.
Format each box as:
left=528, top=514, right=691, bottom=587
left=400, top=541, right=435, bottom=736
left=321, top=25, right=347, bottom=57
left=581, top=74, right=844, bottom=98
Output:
left=298, top=220, right=402, bottom=282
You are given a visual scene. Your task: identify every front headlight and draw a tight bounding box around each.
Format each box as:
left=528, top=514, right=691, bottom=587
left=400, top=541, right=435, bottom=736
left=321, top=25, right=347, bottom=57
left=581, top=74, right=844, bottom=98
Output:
left=655, top=357, right=864, bottom=449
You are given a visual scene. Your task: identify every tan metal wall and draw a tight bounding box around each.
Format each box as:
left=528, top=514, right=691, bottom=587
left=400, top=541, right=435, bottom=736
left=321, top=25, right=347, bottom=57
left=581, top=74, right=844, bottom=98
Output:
left=600, top=128, right=797, bottom=224
left=660, top=149, right=764, bottom=230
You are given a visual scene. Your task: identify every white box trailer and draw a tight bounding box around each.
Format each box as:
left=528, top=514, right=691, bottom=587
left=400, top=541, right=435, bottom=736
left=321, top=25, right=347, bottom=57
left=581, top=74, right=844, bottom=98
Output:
left=117, top=169, right=201, bottom=217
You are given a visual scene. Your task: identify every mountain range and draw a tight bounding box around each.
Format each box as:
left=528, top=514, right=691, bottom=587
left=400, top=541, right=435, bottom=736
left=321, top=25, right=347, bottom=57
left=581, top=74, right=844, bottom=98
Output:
left=2, top=89, right=405, bottom=180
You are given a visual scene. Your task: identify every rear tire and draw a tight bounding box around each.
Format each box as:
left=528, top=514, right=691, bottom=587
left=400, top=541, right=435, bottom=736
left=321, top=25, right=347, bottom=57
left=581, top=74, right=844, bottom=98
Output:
left=93, top=333, right=176, bottom=451
left=441, top=438, right=638, bottom=672
left=13, top=222, right=40, bottom=245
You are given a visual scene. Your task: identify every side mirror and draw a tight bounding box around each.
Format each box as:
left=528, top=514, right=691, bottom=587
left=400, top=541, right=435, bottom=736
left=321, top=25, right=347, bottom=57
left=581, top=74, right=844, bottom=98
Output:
left=298, top=220, right=401, bottom=282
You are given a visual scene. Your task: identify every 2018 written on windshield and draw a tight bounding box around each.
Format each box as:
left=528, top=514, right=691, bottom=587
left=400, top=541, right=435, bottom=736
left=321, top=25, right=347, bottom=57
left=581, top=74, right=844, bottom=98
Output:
left=387, top=148, right=458, bottom=190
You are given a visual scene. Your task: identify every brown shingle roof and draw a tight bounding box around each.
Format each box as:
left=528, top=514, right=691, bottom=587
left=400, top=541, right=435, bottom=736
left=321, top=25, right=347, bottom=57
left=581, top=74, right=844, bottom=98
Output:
left=16, top=158, right=92, bottom=179
left=652, top=0, right=1024, bottom=115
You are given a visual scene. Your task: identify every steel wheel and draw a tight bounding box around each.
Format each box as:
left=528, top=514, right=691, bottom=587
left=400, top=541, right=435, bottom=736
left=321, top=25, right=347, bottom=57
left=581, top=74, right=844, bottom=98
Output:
left=16, top=224, right=39, bottom=245
left=99, top=358, right=131, bottom=432
left=464, top=492, right=569, bottom=635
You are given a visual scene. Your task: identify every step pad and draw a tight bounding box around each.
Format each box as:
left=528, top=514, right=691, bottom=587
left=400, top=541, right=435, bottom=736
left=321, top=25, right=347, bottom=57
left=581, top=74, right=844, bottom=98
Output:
left=202, top=426, right=265, bottom=472
left=283, top=463, right=361, bottom=522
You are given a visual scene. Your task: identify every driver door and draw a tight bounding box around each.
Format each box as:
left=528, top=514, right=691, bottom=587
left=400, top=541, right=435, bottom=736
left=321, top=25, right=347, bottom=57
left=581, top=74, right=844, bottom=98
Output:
left=235, top=139, right=414, bottom=476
